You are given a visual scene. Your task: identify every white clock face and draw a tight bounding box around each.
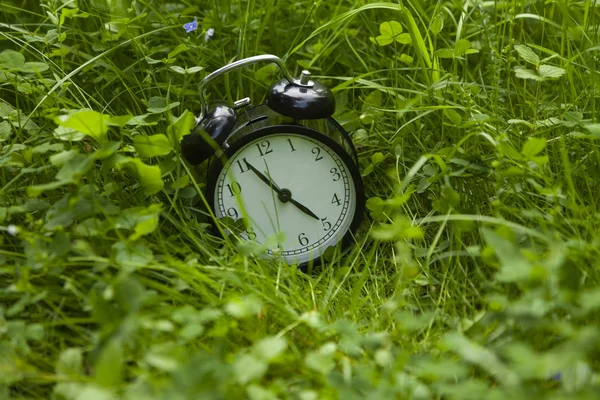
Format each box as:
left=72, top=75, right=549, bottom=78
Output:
left=213, top=132, right=357, bottom=265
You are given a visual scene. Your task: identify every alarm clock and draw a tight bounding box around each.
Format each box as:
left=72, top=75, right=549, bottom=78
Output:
left=180, top=54, right=365, bottom=269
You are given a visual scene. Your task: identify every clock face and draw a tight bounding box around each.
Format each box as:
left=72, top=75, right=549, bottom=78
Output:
left=211, top=130, right=359, bottom=265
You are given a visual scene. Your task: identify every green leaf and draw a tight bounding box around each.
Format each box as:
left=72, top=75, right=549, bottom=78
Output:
left=19, top=62, right=50, bottom=73
left=0, top=100, right=15, bottom=117
left=107, top=114, right=133, bottom=127
left=128, top=204, right=161, bottom=241
left=167, top=109, right=196, bottom=143
left=442, top=332, right=520, bottom=386
left=395, top=33, right=412, bottom=44
left=435, top=48, right=454, bottom=59
left=147, top=97, right=180, bottom=114
left=370, top=35, right=393, bottom=46
left=26, top=323, right=44, bottom=341
left=70, top=384, right=115, bottom=400
left=144, top=56, right=162, bottom=65
left=167, top=44, right=189, bottom=60
left=0, top=50, right=25, bottom=69
left=33, top=142, right=64, bottom=154
left=538, top=64, right=566, bottom=79
left=144, top=343, right=184, bottom=372
left=365, top=197, right=385, bottom=219
left=234, top=354, right=268, bottom=384
left=133, top=134, right=172, bottom=158
left=562, top=361, right=593, bottom=393
left=514, top=44, right=540, bottom=66
left=247, top=385, right=278, bottom=400
left=534, top=117, right=561, bottom=128
left=59, top=7, right=85, bottom=26
left=94, top=339, right=123, bottom=388
left=55, top=110, right=110, bottom=142
left=444, top=108, right=462, bottom=125
left=380, top=21, right=403, bottom=37
left=169, top=65, right=186, bottom=74
left=305, top=342, right=337, bottom=375
left=580, top=288, right=600, bottom=313
left=28, top=180, right=69, bottom=197
left=454, top=39, right=472, bottom=57
left=0, top=121, right=12, bottom=141
left=50, top=149, right=79, bottom=167
left=254, top=64, right=278, bottom=82
left=514, top=67, right=544, bottom=81
left=171, top=175, right=189, bottom=189
left=225, top=295, right=263, bottom=319
left=253, top=336, right=287, bottom=362
left=430, top=13, right=444, bottom=35
left=118, top=157, right=164, bottom=195
left=125, top=113, right=161, bottom=126
left=481, top=228, right=532, bottom=282
left=521, top=137, right=546, bottom=158
left=56, top=348, right=83, bottom=377
left=94, top=141, right=120, bottom=159
left=53, top=125, right=85, bottom=141
left=75, top=218, right=104, bottom=237
left=372, top=152, right=385, bottom=165
left=17, top=81, right=34, bottom=94
left=186, top=66, right=204, bottom=74
left=55, top=153, right=94, bottom=182
left=396, top=53, right=413, bottom=65
left=112, top=242, right=153, bottom=271
left=508, top=119, right=535, bottom=129
left=583, top=123, right=600, bottom=138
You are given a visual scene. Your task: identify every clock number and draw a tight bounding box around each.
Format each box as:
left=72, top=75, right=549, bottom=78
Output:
left=286, top=138, right=296, bottom=152
left=246, top=227, right=257, bottom=240
left=321, top=217, right=332, bottom=231
left=227, top=207, right=239, bottom=219
left=235, top=158, right=249, bottom=174
left=256, top=140, right=273, bottom=157
left=330, top=167, right=341, bottom=182
left=331, top=193, right=342, bottom=206
left=298, top=233, right=309, bottom=246
left=226, top=182, right=242, bottom=197
left=311, top=147, right=323, bottom=161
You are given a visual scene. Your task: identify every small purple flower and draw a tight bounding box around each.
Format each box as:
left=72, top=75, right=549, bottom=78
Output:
left=183, top=17, right=198, bottom=33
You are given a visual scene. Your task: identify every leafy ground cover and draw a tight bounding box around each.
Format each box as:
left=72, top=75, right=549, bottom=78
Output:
left=1, top=0, right=600, bottom=398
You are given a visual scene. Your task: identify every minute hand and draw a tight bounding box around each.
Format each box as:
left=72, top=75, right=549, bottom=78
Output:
left=244, top=159, right=282, bottom=193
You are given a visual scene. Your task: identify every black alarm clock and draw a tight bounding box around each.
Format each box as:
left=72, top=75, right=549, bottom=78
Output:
left=180, top=54, right=365, bottom=269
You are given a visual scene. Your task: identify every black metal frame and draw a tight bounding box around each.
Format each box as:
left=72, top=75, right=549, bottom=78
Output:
left=203, top=108, right=366, bottom=271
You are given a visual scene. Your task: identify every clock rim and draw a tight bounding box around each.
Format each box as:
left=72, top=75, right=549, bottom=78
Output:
left=204, top=123, right=366, bottom=271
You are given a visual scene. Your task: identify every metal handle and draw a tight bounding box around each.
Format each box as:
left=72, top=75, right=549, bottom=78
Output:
left=197, top=54, right=302, bottom=119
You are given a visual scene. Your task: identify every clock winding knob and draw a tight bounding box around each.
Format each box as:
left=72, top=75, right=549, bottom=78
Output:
left=265, top=70, right=335, bottom=120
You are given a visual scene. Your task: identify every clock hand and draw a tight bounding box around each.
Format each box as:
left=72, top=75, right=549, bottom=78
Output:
left=289, top=198, right=319, bottom=220
left=244, top=159, right=319, bottom=220
left=244, top=159, right=282, bottom=194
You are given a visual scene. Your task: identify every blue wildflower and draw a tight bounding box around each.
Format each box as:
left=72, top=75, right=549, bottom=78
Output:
left=183, top=17, right=198, bottom=33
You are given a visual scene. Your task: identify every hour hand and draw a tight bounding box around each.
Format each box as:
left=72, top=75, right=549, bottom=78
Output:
left=290, top=198, right=319, bottom=220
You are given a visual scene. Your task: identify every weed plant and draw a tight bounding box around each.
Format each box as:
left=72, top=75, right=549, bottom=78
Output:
left=1, top=0, right=600, bottom=399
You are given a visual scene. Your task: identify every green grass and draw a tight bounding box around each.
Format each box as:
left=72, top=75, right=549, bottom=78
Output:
left=1, top=0, right=600, bottom=398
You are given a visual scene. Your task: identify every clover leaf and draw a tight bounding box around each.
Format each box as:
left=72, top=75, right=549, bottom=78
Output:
left=370, top=21, right=412, bottom=46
